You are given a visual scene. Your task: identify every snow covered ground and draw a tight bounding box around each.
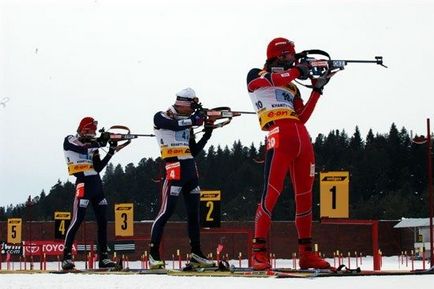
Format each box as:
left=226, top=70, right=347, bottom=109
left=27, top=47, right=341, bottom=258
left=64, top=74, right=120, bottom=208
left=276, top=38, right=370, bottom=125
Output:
left=1, top=256, right=433, bottom=289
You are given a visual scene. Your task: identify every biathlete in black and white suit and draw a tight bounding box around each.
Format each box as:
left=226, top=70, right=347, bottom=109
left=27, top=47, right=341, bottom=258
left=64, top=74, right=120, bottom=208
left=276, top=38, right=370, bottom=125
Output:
left=149, top=87, right=215, bottom=269
left=62, top=116, right=117, bottom=270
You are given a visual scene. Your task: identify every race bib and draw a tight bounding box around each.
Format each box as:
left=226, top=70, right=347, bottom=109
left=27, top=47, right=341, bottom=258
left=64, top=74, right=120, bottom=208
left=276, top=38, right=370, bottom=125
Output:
left=267, top=127, right=280, bottom=150
left=166, top=162, right=181, bottom=180
left=259, top=108, right=298, bottom=129
left=75, top=183, right=85, bottom=198
left=160, top=146, right=191, bottom=159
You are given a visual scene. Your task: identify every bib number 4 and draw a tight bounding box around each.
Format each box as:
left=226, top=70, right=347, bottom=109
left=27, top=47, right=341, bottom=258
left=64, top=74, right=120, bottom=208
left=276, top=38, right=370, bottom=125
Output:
left=166, top=162, right=181, bottom=180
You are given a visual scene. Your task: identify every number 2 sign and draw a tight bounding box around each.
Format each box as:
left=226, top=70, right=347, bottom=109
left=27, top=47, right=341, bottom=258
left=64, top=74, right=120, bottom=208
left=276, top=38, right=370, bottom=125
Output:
left=200, top=191, right=221, bottom=228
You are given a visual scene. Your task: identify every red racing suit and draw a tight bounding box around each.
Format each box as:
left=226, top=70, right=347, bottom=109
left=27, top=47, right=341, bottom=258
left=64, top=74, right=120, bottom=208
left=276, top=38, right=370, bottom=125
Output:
left=246, top=67, right=321, bottom=243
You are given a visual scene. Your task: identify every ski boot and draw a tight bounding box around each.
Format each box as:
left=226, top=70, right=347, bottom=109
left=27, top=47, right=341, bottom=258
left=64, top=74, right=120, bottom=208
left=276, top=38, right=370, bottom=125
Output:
left=149, top=247, right=165, bottom=269
left=298, top=239, right=330, bottom=269
left=99, top=252, right=117, bottom=268
left=251, top=238, right=271, bottom=271
left=62, top=252, right=75, bottom=270
left=189, top=250, right=215, bottom=268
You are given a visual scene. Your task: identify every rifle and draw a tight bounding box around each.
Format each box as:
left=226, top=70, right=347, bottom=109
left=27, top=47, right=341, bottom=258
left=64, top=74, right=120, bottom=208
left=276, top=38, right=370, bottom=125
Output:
left=98, top=125, right=155, bottom=151
left=295, top=49, right=387, bottom=87
left=193, top=104, right=255, bottom=129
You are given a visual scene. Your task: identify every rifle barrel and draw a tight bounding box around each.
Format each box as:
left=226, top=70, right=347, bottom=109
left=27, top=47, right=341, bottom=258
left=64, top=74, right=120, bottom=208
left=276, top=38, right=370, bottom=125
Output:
left=233, top=111, right=256, bottom=115
left=131, top=134, right=155, bottom=137
left=343, top=60, right=379, bottom=63
left=112, top=133, right=155, bottom=140
left=341, top=56, right=387, bottom=68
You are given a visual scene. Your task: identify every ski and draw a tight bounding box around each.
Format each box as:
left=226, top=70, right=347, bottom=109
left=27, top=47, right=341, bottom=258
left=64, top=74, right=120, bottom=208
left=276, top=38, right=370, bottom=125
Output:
left=131, top=268, right=168, bottom=274
left=274, top=266, right=434, bottom=278
left=44, top=265, right=434, bottom=277
left=51, top=268, right=126, bottom=274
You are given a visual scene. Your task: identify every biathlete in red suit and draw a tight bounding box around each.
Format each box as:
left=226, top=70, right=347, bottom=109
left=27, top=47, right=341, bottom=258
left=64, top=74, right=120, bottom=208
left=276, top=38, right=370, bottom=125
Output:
left=246, top=37, right=331, bottom=270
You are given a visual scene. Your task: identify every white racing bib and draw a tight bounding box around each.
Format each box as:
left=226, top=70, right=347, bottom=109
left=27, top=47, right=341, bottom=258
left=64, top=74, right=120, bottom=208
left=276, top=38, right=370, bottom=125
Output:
left=249, top=85, right=299, bottom=130
left=64, top=136, right=98, bottom=176
left=154, top=128, right=193, bottom=159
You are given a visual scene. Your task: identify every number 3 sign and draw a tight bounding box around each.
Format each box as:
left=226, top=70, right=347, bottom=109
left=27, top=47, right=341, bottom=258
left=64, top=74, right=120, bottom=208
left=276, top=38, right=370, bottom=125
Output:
left=115, top=203, right=134, bottom=237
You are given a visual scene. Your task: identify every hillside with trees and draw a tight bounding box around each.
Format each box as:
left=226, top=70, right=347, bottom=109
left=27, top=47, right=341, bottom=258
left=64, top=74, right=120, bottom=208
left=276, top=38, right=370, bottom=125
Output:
left=1, top=123, right=431, bottom=222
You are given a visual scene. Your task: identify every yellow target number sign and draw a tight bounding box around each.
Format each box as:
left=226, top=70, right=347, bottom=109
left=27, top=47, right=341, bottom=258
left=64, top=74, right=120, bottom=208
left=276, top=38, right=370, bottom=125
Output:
left=54, top=212, right=71, bottom=239
left=115, top=203, right=134, bottom=237
left=200, top=191, right=221, bottom=228
left=7, top=218, right=22, bottom=244
left=320, top=171, right=349, bottom=218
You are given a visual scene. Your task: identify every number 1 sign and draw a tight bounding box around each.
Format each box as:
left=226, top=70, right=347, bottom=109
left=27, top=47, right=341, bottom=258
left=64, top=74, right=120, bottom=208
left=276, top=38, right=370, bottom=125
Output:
left=320, top=171, right=349, bottom=218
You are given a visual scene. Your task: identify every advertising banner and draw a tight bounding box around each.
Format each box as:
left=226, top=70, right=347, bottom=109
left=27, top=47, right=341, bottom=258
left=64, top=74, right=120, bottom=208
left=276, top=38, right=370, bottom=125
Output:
left=23, top=240, right=77, bottom=256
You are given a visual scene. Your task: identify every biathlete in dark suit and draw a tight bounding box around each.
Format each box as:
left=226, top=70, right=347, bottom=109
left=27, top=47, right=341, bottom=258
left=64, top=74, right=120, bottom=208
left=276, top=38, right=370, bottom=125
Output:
left=149, top=87, right=215, bottom=269
left=62, top=117, right=117, bottom=270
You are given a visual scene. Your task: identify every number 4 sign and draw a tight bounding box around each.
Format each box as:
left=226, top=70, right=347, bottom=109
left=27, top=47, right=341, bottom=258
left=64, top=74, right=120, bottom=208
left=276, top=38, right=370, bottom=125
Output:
left=320, top=171, right=349, bottom=218
left=54, top=212, right=71, bottom=239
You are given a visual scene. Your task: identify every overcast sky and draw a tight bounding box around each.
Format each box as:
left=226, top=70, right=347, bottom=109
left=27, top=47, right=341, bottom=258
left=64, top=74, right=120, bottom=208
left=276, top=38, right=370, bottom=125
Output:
left=1, top=0, right=433, bottom=207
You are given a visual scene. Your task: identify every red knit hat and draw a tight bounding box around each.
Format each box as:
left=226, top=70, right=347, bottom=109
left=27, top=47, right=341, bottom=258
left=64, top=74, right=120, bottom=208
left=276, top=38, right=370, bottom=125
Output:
left=266, top=37, right=295, bottom=60
left=77, top=117, right=97, bottom=134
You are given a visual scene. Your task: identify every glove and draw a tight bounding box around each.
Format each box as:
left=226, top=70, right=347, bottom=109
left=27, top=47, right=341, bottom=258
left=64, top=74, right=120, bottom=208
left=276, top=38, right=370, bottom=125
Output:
left=96, top=132, right=110, bottom=147
left=296, top=63, right=311, bottom=80
left=190, top=111, right=205, bottom=126
left=205, top=116, right=216, bottom=127
left=109, top=140, right=118, bottom=149
left=108, top=140, right=117, bottom=154
left=311, top=77, right=329, bottom=94
left=203, top=125, right=213, bottom=139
